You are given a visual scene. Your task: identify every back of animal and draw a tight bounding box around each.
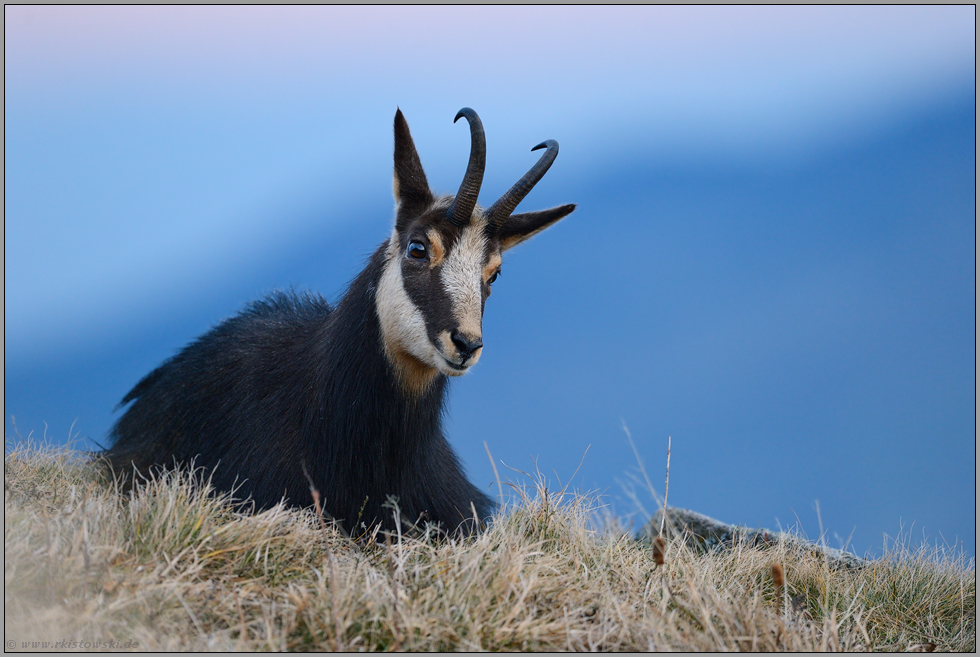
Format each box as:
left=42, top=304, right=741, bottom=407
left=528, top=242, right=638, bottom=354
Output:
left=105, top=108, right=575, bottom=536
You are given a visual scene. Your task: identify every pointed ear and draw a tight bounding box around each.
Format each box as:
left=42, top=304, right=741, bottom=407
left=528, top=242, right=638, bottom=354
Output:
left=496, top=204, right=575, bottom=251
left=393, top=109, right=434, bottom=214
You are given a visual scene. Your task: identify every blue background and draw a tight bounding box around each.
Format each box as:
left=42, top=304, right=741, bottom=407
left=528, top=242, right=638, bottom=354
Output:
left=5, top=7, right=975, bottom=556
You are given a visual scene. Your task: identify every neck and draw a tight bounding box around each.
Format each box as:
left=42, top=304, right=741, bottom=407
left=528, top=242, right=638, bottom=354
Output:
left=384, top=346, right=441, bottom=397
left=325, top=245, right=447, bottom=430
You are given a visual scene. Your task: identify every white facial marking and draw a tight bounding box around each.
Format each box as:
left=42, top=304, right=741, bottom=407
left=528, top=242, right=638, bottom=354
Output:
left=440, top=222, right=487, bottom=345
left=376, top=230, right=442, bottom=376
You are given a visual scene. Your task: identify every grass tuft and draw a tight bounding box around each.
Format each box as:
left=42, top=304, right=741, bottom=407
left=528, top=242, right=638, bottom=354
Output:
left=5, top=443, right=975, bottom=651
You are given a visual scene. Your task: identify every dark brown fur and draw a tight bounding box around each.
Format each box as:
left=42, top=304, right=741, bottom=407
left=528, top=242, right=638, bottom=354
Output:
left=105, top=108, right=575, bottom=536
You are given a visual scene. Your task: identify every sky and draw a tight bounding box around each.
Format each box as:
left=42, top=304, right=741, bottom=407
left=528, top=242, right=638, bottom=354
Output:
left=4, top=6, right=976, bottom=557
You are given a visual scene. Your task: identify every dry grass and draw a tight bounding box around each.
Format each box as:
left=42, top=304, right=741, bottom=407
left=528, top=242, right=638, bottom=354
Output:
left=4, top=442, right=975, bottom=652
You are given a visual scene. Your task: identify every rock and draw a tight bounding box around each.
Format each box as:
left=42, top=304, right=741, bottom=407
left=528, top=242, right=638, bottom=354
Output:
left=639, top=506, right=869, bottom=570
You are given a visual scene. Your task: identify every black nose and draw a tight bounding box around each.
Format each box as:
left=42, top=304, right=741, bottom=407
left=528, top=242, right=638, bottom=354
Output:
left=451, top=330, right=483, bottom=359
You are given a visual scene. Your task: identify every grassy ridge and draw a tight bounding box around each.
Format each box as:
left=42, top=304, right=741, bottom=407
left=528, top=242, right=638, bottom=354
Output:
left=4, top=442, right=975, bottom=652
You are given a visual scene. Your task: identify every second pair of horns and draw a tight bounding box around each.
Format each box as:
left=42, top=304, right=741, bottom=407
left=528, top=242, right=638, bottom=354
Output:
left=447, top=108, right=560, bottom=233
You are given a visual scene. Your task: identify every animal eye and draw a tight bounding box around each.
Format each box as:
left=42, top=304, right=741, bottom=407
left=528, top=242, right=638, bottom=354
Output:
left=488, top=270, right=500, bottom=285
left=407, top=241, right=427, bottom=259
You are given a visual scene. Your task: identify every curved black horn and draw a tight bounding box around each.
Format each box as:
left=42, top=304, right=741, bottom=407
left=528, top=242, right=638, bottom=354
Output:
left=485, top=139, right=559, bottom=233
left=446, top=108, right=486, bottom=228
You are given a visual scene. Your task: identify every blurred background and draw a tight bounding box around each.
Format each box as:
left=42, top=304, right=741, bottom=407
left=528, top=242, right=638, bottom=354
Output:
left=5, top=6, right=975, bottom=556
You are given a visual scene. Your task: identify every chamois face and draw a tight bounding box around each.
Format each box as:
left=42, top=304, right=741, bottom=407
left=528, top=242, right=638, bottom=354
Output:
left=377, top=199, right=500, bottom=382
left=376, top=108, right=575, bottom=394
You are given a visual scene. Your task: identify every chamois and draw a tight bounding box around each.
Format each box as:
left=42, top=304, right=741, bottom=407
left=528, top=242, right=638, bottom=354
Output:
left=105, top=108, right=575, bottom=536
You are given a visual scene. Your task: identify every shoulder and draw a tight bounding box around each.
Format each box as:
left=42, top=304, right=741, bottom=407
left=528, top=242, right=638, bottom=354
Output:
left=192, top=289, right=332, bottom=349
left=242, top=289, right=332, bottom=323
left=119, top=290, right=331, bottom=406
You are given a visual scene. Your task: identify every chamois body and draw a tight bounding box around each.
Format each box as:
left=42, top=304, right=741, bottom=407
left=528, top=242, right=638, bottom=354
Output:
left=108, top=254, right=486, bottom=533
left=106, top=108, right=574, bottom=535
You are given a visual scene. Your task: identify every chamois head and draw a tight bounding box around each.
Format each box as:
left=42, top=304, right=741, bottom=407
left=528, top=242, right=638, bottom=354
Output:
left=376, top=108, right=575, bottom=394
